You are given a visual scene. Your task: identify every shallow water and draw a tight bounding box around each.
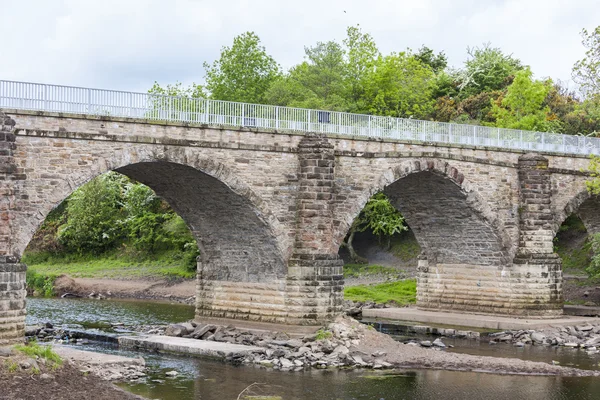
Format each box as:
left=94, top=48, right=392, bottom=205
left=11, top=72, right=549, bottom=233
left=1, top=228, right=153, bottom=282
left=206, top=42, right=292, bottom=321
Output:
left=368, top=319, right=600, bottom=371
left=26, top=298, right=600, bottom=400
left=26, top=297, right=194, bottom=330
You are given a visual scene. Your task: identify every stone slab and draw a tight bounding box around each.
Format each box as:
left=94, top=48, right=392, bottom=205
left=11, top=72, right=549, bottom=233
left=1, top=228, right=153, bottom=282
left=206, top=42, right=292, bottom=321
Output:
left=363, top=307, right=600, bottom=330
left=563, top=305, right=600, bottom=317
left=194, top=317, right=321, bottom=338
left=118, top=335, right=261, bottom=358
left=54, top=345, right=144, bottom=366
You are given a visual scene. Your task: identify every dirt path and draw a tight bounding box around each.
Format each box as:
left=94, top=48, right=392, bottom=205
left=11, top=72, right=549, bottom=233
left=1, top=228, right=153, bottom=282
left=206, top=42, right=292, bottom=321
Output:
left=54, top=275, right=196, bottom=303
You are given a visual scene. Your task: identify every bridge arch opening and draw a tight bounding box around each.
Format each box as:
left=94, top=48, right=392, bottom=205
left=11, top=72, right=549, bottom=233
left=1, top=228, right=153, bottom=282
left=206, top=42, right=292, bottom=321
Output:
left=13, top=160, right=289, bottom=344
left=336, top=161, right=511, bottom=313
left=554, top=195, right=600, bottom=307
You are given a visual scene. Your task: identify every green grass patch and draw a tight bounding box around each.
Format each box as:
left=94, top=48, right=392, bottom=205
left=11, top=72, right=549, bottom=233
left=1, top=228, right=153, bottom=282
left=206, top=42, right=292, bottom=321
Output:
left=315, top=329, right=333, bottom=340
left=390, top=231, right=421, bottom=262
left=344, top=279, right=416, bottom=305
left=14, top=342, right=62, bottom=369
left=22, top=249, right=195, bottom=280
left=555, top=242, right=592, bottom=274
left=4, top=359, right=18, bottom=373
left=343, top=264, right=400, bottom=278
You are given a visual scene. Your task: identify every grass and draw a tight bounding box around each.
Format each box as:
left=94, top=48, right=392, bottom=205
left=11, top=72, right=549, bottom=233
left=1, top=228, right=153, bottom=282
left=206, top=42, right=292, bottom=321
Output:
left=344, top=279, right=416, bottom=305
left=555, top=242, right=592, bottom=274
left=343, top=264, right=400, bottom=278
left=390, top=231, right=421, bottom=261
left=315, top=329, right=333, bottom=340
left=22, top=249, right=195, bottom=280
left=14, top=342, right=62, bottom=370
left=4, top=359, right=18, bottom=373
left=554, top=214, right=591, bottom=275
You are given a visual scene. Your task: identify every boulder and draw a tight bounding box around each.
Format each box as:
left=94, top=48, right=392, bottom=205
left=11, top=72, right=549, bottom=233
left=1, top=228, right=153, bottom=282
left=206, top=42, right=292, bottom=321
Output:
left=180, top=322, right=195, bottom=335
left=165, top=324, right=188, bottom=337
left=279, top=358, right=294, bottom=369
left=419, top=341, right=432, bottom=348
left=186, top=324, right=216, bottom=339
left=531, top=332, right=546, bottom=344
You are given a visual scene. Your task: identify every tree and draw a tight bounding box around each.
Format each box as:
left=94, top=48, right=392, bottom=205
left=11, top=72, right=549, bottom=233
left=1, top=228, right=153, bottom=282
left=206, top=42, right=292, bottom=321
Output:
left=457, top=44, right=523, bottom=99
left=585, top=156, right=600, bottom=278
left=414, top=45, right=448, bottom=74
left=58, top=173, right=128, bottom=254
left=365, top=53, right=437, bottom=118
left=491, top=69, right=560, bottom=132
left=573, top=26, right=600, bottom=98
left=342, top=193, right=407, bottom=263
left=343, top=25, right=380, bottom=113
left=204, top=32, right=281, bottom=103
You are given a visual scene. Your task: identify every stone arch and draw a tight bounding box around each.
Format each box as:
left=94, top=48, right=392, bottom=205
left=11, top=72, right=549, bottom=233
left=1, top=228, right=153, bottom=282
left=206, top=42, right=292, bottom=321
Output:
left=555, top=188, right=600, bottom=237
left=13, top=145, right=287, bottom=283
left=334, top=158, right=511, bottom=262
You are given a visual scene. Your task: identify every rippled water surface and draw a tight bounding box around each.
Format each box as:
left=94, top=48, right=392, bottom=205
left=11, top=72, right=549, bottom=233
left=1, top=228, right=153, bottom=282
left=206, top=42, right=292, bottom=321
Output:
left=26, top=298, right=600, bottom=400
left=26, top=297, right=194, bottom=329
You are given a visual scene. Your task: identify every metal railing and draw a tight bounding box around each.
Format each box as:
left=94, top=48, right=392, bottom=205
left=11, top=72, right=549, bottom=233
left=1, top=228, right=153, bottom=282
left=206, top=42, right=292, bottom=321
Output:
left=1, top=79, right=598, bottom=155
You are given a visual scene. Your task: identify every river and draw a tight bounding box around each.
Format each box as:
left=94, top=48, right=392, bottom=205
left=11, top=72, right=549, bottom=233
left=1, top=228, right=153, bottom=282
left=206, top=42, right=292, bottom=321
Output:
left=26, top=298, right=600, bottom=400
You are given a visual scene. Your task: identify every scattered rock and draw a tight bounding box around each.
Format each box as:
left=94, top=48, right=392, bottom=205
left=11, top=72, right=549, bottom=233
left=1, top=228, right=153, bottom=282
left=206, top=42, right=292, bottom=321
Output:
left=165, top=371, right=178, bottom=377
left=531, top=332, right=546, bottom=344
left=165, top=324, right=187, bottom=337
left=419, top=341, right=432, bottom=348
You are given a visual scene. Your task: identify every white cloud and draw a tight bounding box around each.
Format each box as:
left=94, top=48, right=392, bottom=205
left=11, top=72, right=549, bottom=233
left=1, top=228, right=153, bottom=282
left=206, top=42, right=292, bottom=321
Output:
left=1, top=0, right=598, bottom=93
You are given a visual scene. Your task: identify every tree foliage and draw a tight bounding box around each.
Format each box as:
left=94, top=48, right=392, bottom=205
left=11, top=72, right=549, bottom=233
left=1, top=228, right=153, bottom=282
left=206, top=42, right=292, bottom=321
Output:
left=573, top=26, right=600, bottom=99
left=457, top=44, right=523, bottom=99
left=35, top=172, right=199, bottom=271
left=491, top=69, right=559, bottom=132
left=204, top=32, right=281, bottom=103
left=365, top=53, right=436, bottom=118
left=342, top=193, right=407, bottom=263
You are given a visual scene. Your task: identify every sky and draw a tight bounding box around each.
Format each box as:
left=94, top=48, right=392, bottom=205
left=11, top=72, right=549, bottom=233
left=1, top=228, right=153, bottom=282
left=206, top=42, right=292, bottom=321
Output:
left=2, top=0, right=599, bottom=94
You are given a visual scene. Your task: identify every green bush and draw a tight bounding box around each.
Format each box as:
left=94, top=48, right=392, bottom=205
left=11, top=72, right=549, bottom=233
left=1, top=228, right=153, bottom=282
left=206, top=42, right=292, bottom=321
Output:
left=26, top=269, right=57, bottom=297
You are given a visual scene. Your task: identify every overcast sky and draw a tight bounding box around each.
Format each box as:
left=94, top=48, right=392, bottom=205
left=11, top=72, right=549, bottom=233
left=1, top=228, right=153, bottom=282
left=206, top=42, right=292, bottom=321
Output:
left=2, top=0, right=598, bottom=93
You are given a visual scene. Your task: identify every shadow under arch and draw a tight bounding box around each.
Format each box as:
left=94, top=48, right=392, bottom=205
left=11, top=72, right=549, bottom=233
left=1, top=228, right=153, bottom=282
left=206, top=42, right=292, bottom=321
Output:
left=334, top=158, right=512, bottom=265
left=14, top=154, right=287, bottom=284
left=555, top=188, right=600, bottom=239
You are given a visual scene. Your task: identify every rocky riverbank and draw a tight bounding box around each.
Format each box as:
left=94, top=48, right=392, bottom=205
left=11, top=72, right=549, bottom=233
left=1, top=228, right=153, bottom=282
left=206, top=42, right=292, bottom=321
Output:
left=163, top=316, right=600, bottom=376
left=487, top=323, right=600, bottom=350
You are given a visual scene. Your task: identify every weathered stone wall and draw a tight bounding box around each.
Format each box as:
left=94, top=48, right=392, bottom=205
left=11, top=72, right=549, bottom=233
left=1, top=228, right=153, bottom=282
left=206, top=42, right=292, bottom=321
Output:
left=0, top=261, right=25, bottom=346
left=286, top=135, right=344, bottom=325
left=0, top=113, right=26, bottom=345
left=0, top=109, right=598, bottom=341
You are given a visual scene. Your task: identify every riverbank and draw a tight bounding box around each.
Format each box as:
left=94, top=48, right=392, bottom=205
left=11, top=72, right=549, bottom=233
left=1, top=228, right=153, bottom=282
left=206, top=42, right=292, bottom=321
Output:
left=51, top=275, right=196, bottom=304
left=0, top=345, right=146, bottom=400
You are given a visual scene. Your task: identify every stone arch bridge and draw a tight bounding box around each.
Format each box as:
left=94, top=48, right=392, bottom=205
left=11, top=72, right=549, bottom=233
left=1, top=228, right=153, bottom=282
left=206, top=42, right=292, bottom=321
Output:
left=0, top=109, right=598, bottom=345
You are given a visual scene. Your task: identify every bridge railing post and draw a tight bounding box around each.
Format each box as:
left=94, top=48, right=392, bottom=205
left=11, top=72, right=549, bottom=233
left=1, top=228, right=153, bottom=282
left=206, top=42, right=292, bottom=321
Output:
left=87, top=88, right=91, bottom=114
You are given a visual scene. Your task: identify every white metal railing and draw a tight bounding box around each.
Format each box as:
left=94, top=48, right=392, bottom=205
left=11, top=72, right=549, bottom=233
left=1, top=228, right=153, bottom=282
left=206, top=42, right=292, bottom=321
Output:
left=1, top=79, right=599, bottom=155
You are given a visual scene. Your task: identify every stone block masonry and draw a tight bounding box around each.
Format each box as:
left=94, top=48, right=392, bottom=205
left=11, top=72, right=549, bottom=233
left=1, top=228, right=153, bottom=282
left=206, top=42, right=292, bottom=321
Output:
left=0, top=109, right=598, bottom=343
